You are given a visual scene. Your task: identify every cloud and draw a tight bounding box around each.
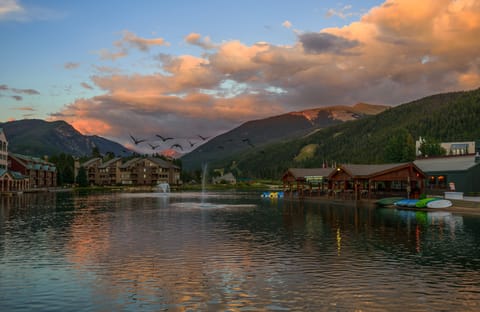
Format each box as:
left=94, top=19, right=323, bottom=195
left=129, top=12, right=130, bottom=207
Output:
left=11, top=95, right=22, bottom=101
left=12, top=106, right=35, bottom=111
left=80, top=82, right=93, bottom=90
left=298, top=32, right=360, bottom=54
left=282, top=20, right=292, bottom=29
left=51, top=0, right=480, bottom=152
left=0, top=84, right=40, bottom=95
left=96, top=30, right=169, bottom=60
left=326, top=5, right=354, bottom=19
left=64, top=62, right=80, bottom=70
left=184, top=33, right=216, bottom=50
left=0, top=0, right=65, bottom=22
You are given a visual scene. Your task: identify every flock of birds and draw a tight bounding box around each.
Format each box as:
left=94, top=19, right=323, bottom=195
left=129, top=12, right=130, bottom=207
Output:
left=129, top=133, right=258, bottom=155
left=129, top=133, right=210, bottom=152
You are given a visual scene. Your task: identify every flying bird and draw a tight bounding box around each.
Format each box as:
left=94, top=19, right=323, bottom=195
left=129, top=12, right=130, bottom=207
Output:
left=198, top=135, right=210, bottom=141
left=156, top=134, right=174, bottom=142
left=171, top=143, right=183, bottom=151
left=148, top=143, right=160, bottom=150
left=130, top=134, right=146, bottom=145
left=188, top=140, right=196, bottom=148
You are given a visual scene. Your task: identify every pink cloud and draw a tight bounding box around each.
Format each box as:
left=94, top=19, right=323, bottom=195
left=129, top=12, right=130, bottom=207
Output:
left=51, top=0, right=480, bottom=149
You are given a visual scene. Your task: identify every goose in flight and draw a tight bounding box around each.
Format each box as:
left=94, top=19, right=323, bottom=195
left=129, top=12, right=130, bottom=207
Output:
left=130, top=134, right=146, bottom=145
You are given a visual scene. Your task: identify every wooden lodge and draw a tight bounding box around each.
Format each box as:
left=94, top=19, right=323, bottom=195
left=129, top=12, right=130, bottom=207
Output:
left=283, top=162, right=426, bottom=200
left=282, top=168, right=335, bottom=197
left=328, top=162, right=426, bottom=200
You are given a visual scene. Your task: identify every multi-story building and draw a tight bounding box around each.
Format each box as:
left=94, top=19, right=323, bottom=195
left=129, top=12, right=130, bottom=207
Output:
left=98, top=157, right=123, bottom=185
left=0, top=128, right=8, bottom=170
left=81, top=156, right=181, bottom=186
left=8, top=153, right=56, bottom=188
left=81, top=157, right=102, bottom=186
left=120, top=157, right=181, bottom=186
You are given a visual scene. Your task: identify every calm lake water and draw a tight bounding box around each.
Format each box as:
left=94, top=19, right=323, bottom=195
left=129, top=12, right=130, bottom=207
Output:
left=1, top=191, right=480, bottom=311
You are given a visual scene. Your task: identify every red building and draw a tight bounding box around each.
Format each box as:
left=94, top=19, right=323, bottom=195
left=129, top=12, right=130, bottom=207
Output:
left=8, top=153, right=57, bottom=188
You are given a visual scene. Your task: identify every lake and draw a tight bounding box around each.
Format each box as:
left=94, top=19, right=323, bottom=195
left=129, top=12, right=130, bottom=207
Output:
left=1, top=191, right=480, bottom=311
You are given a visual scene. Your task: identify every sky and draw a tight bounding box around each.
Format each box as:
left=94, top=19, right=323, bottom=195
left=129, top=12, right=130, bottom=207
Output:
left=1, top=0, right=479, bottom=153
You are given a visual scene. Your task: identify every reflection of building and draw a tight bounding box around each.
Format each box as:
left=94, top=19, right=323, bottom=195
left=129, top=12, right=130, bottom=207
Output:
left=414, top=155, right=480, bottom=193
left=81, top=156, right=181, bottom=186
left=8, top=154, right=56, bottom=188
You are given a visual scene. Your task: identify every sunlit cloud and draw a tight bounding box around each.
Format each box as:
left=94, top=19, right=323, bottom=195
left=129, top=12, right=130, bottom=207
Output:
left=326, top=5, right=355, bottom=19
left=282, top=20, right=292, bottom=29
left=50, top=0, right=480, bottom=150
left=12, top=106, right=35, bottom=111
left=95, top=30, right=170, bottom=60
left=184, top=33, right=216, bottom=50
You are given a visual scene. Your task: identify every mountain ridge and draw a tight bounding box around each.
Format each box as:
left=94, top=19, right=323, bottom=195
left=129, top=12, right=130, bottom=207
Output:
left=180, top=102, right=389, bottom=170
left=0, top=119, right=132, bottom=158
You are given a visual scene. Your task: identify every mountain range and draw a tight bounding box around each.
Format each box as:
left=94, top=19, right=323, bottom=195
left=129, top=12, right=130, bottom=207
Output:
left=2, top=87, right=479, bottom=178
left=0, top=119, right=132, bottom=158
left=180, top=103, right=388, bottom=170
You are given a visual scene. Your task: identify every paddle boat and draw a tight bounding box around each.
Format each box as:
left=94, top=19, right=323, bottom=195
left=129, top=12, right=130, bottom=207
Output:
left=261, top=191, right=284, bottom=198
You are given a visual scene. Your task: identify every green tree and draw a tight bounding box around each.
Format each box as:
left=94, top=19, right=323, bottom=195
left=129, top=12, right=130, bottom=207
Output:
left=76, top=166, right=88, bottom=187
left=92, top=146, right=101, bottom=158
left=418, top=137, right=446, bottom=157
left=50, top=153, right=75, bottom=186
left=384, top=129, right=415, bottom=163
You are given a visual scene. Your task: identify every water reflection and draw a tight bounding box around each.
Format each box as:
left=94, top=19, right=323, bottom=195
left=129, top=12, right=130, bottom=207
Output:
left=0, top=192, right=480, bottom=311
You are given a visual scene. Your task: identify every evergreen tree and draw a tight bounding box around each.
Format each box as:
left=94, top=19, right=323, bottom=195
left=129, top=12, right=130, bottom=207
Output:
left=76, top=166, right=88, bottom=187
left=384, top=129, right=415, bottom=163
left=419, top=137, right=447, bottom=157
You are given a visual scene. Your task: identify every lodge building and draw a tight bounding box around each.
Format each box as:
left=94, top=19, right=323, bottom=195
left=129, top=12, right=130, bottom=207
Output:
left=81, top=156, right=181, bottom=186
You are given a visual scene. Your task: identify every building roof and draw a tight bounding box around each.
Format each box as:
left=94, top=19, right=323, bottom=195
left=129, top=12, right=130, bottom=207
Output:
left=81, top=157, right=102, bottom=167
left=340, top=163, right=409, bottom=177
left=287, top=168, right=335, bottom=179
left=98, top=157, right=122, bottom=168
left=414, top=155, right=480, bottom=172
left=148, top=157, right=180, bottom=169
left=10, top=153, right=57, bottom=171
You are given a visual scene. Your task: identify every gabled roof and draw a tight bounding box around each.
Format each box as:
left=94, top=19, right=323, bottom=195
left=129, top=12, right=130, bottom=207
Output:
left=120, top=157, right=142, bottom=168
left=0, top=169, right=28, bottom=180
left=414, top=155, right=480, bottom=172
left=148, top=157, right=180, bottom=169
left=98, top=157, right=122, bottom=168
left=81, top=157, right=102, bottom=167
left=338, top=163, right=410, bottom=177
left=286, top=168, right=335, bottom=179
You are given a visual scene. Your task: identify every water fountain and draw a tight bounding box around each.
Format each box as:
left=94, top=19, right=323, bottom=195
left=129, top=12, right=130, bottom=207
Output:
left=201, top=163, right=208, bottom=205
left=156, top=182, right=170, bottom=193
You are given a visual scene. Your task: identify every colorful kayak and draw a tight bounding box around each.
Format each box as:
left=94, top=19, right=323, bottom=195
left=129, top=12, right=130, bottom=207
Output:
left=376, top=197, right=405, bottom=206
left=394, top=199, right=419, bottom=207
left=415, top=197, right=440, bottom=208
left=426, top=199, right=452, bottom=209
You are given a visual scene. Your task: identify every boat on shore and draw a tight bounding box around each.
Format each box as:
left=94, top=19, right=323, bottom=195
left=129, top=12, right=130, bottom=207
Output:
left=375, top=197, right=405, bottom=206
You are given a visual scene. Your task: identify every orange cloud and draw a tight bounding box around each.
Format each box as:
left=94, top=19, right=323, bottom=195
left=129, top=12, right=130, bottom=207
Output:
left=51, top=0, right=480, bottom=148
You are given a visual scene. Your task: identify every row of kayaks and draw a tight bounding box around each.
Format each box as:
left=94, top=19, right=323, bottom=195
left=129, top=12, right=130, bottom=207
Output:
left=377, top=197, right=453, bottom=209
left=261, top=191, right=285, bottom=198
